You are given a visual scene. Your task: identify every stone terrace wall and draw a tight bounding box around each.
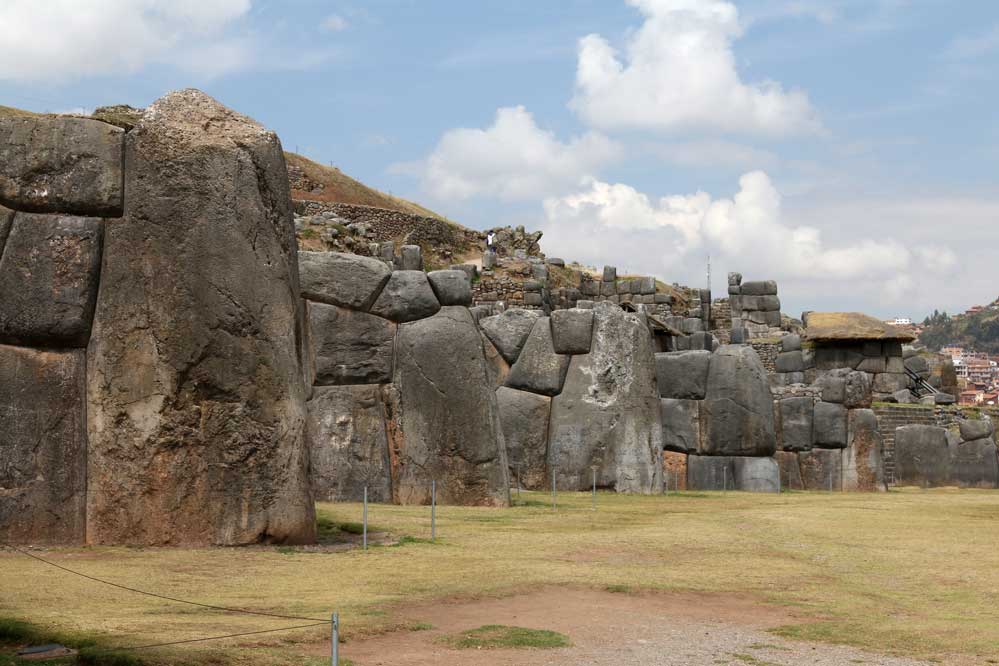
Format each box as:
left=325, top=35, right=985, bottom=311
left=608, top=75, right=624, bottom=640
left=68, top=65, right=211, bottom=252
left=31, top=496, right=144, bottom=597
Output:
left=750, top=341, right=780, bottom=374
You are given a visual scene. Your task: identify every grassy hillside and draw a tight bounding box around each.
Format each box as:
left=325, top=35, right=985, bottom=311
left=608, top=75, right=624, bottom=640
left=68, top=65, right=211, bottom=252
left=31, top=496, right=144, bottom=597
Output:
left=919, top=300, right=999, bottom=352
left=285, top=152, right=450, bottom=222
left=0, top=105, right=38, bottom=117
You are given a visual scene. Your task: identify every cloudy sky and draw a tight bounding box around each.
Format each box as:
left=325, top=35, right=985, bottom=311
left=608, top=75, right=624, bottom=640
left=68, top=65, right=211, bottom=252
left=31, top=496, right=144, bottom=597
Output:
left=3, top=0, right=998, bottom=319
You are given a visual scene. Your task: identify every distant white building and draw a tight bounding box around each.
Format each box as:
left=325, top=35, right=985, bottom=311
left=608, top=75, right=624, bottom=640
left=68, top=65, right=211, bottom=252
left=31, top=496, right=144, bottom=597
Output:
left=887, top=316, right=912, bottom=326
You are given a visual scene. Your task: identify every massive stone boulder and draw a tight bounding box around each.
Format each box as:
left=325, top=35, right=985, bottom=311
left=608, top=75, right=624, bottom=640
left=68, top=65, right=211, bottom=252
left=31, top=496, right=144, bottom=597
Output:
left=842, top=409, right=885, bottom=491
left=733, top=457, right=779, bottom=492
left=307, top=301, right=395, bottom=385
left=700, top=345, right=776, bottom=456
left=894, top=425, right=951, bottom=487
left=550, top=309, right=594, bottom=354
left=298, top=251, right=391, bottom=311
left=686, top=455, right=777, bottom=491
left=426, top=269, right=472, bottom=306
left=391, top=306, right=509, bottom=506
left=0, top=115, right=124, bottom=216
left=0, top=345, right=87, bottom=544
left=655, top=350, right=711, bottom=400
left=548, top=303, right=663, bottom=493
left=369, top=270, right=441, bottom=322
left=86, top=90, right=315, bottom=545
left=480, top=308, right=541, bottom=364
left=307, top=385, right=392, bottom=503
left=959, top=418, right=994, bottom=443
left=952, top=438, right=998, bottom=489
left=661, top=398, right=699, bottom=453
left=505, top=317, right=570, bottom=396
left=813, top=401, right=848, bottom=449
left=778, top=396, right=813, bottom=452
left=798, top=448, right=842, bottom=491
left=496, top=387, right=550, bottom=490
left=0, top=213, right=103, bottom=347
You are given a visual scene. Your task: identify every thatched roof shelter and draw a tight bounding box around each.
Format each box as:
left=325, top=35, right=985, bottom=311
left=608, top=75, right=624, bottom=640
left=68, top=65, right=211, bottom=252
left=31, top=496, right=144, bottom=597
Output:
left=803, top=311, right=916, bottom=343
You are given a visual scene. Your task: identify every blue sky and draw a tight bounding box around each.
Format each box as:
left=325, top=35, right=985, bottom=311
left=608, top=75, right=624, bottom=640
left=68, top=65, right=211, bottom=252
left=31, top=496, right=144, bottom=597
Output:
left=2, top=0, right=998, bottom=319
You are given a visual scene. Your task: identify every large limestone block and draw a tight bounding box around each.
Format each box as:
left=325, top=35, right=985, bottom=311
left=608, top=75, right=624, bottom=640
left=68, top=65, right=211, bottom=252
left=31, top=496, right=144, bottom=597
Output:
left=506, top=317, right=570, bottom=396
left=480, top=308, right=542, bottom=364
left=307, top=385, right=392, bottom=502
left=686, top=455, right=734, bottom=490
left=894, top=425, right=951, bottom=487
left=0, top=213, right=102, bottom=347
left=740, top=280, right=777, bottom=296
left=370, top=270, right=441, bottom=322
left=496, top=387, right=551, bottom=490
left=0, top=205, right=12, bottom=253
left=873, top=372, right=908, bottom=395
left=813, top=401, right=848, bottom=449
left=952, top=438, right=999, bottom=488
left=775, top=451, right=804, bottom=490
left=843, top=409, right=885, bottom=491
left=427, top=269, right=472, bottom=306
left=655, top=350, right=711, bottom=400
left=733, top=457, right=779, bottom=492
left=0, top=345, right=87, bottom=544
left=308, top=302, right=394, bottom=385
left=482, top=334, right=511, bottom=387
left=391, top=307, right=509, bottom=506
left=551, top=308, right=593, bottom=354
left=298, top=251, right=391, bottom=311
left=86, top=90, right=314, bottom=545
left=799, top=448, right=842, bottom=491
left=548, top=303, right=663, bottom=493
left=0, top=115, right=124, bottom=216
left=775, top=351, right=804, bottom=373
left=959, top=418, right=994, bottom=442
left=661, top=398, right=700, bottom=453
left=700, top=345, right=776, bottom=456
left=779, top=396, right=813, bottom=452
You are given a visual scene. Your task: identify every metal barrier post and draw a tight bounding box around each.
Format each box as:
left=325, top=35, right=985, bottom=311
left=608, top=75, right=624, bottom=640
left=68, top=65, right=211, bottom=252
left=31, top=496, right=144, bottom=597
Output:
left=331, top=612, right=339, bottom=666
left=551, top=467, right=557, bottom=511
left=362, top=486, right=368, bottom=551
left=431, top=479, right=437, bottom=541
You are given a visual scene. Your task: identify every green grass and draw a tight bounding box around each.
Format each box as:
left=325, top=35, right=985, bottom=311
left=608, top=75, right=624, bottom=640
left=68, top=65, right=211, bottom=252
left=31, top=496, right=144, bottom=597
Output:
left=441, top=625, right=570, bottom=650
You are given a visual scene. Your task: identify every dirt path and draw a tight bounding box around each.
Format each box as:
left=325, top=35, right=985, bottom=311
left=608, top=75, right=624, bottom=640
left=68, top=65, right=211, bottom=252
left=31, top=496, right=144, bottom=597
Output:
left=334, top=588, right=939, bottom=666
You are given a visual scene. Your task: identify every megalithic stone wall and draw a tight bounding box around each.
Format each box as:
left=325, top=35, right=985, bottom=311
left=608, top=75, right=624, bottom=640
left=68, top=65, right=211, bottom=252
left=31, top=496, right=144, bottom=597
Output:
left=0, top=112, right=123, bottom=545
left=83, top=90, right=315, bottom=545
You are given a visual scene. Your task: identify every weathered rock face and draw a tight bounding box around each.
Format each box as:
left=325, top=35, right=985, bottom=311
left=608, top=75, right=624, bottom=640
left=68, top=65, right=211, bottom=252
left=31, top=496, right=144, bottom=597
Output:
left=548, top=303, right=663, bottom=493
left=551, top=309, right=593, bottom=354
left=700, top=345, right=776, bottom=457
left=480, top=308, right=542, bottom=364
left=298, top=251, right=391, bottom=311
left=308, top=302, right=395, bottom=385
left=894, top=425, right=951, bottom=487
left=426, top=269, right=472, bottom=306
left=370, top=270, right=440, bottom=322
left=686, top=455, right=733, bottom=490
left=0, top=345, right=87, bottom=544
left=0, top=213, right=103, bottom=347
left=392, top=307, right=509, bottom=506
left=0, top=205, right=13, bottom=254
left=951, top=438, right=998, bottom=489
left=959, top=418, right=994, bottom=442
left=86, top=90, right=315, bottom=545
left=775, top=451, right=804, bottom=490
left=843, top=409, right=884, bottom=491
left=813, top=402, right=848, bottom=449
left=307, top=385, right=392, bottom=502
left=655, top=350, right=711, bottom=400
left=733, top=457, right=779, bottom=492
left=779, top=397, right=813, bottom=452
left=0, top=115, right=124, bottom=216
left=661, top=398, right=699, bottom=453
left=798, top=448, right=842, bottom=491
left=496, top=387, right=550, bottom=490
left=505, top=318, right=570, bottom=396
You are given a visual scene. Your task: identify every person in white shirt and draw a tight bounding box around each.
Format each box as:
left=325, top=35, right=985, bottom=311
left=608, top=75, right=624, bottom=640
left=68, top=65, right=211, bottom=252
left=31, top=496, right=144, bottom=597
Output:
left=486, top=231, right=496, bottom=251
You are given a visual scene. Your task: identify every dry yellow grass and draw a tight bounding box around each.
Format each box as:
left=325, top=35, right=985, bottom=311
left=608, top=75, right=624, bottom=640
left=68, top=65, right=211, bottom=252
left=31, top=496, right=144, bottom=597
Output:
left=3, top=489, right=999, bottom=665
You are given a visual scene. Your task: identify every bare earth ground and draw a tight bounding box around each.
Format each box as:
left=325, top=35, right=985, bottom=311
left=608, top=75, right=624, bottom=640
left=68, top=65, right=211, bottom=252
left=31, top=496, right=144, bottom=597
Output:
left=333, top=588, right=936, bottom=666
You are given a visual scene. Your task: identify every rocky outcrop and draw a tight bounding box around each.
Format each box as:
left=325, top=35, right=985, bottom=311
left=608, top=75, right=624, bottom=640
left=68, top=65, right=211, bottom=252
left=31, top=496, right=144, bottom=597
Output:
left=0, top=212, right=103, bottom=348
left=0, top=345, right=87, bottom=544
left=307, top=385, right=392, bottom=502
left=0, top=115, right=124, bottom=216
left=700, top=345, right=776, bottom=456
left=86, top=90, right=315, bottom=545
left=392, top=307, right=509, bottom=506
left=894, top=425, right=951, bottom=488
left=548, top=303, right=663, bottom=493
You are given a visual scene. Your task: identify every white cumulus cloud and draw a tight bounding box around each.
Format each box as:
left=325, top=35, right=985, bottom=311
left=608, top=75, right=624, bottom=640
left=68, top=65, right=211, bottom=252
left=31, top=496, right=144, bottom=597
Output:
left=0, top=0, right=253, bottom=82
left=401, top=106, right=621, bottom=202
left=570, top=0, right=820, bottom=135
left=541, top=171, right=953, bottom=311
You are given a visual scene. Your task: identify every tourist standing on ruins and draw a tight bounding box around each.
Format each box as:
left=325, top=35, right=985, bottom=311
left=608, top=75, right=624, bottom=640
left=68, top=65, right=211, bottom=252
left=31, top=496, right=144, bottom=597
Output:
left=486, top=230, right=496, bottom=252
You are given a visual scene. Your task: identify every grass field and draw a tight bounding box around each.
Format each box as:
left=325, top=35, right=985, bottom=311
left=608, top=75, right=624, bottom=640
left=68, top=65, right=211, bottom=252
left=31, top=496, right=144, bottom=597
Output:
left=2, top=488, right=999, bottom=665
